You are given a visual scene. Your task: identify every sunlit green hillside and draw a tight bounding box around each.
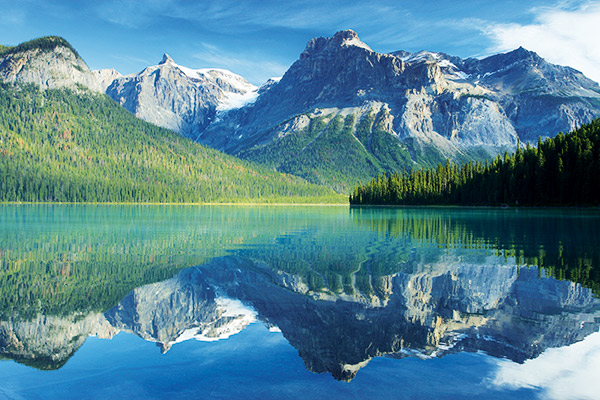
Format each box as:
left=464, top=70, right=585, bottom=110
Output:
left=0, top=83, right=343, bottom=203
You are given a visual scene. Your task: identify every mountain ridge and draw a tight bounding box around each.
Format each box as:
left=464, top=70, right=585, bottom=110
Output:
left=2, top=33, right=599, bottom=193
left=193, top=30, right=600, bottom=191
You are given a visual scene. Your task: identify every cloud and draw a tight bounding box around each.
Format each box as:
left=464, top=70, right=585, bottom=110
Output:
left=481, top=1, right=600, bottom=83
left=88, top=0, right=412, bottom=36
left=492, top=331, right=600, bottom=399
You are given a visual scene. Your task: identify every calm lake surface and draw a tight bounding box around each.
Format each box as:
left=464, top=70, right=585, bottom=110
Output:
left=1, top=205, right=599, bottom=399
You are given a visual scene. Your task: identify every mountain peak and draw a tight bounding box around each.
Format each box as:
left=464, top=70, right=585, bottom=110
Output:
left=160, top=53, right=174, bottom=65
left=0, top=35, right=103, bottom=91
left=332, top=29, right=359, bottom=41
left=302, top=29, right=372, bottom=58
left=333, top=29, right=372, bottom=51
left=511, top=46, right=539, bottom=59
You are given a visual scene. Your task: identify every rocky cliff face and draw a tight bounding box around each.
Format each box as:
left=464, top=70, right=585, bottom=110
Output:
left=195, top=30, right=600, bottom=191
left=93, top=68, right=122, bottom=91
left=0, top=36, right=102, bottom=92
left=105, top=54, right=258, bottom=140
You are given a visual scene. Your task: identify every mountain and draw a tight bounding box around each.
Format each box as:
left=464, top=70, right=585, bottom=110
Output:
left=194, top=30, right=600, bottom=192
left=0, top=37, right=341, bottom=203
left=105, top=54, right=259, bottom=140
left=0, top=36, right=102, bottom=92
left=3, top=33, right=600, bottom=195
left=0, top=82, right=340, bottom=203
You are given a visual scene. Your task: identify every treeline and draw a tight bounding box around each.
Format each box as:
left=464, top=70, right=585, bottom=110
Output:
left=0, top=83, right=340, bottom=203
left=350, top=119, right=600, bottom=206
left=0, top=36, right=81, bottom=59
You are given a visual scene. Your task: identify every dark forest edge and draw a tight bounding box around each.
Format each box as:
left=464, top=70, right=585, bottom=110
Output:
left=350, top=119, right=600, bottom=206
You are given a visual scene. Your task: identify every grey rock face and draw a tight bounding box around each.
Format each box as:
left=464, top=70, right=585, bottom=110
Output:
left=0, top=313, right=117, bottom=370
left=0, top=44, right=102, bottom=92
left=105, top=54, right=257, bottom=140
left=92, top=68, right=122, bottom=91
left=199, top=30, right=600, bottom=163
left=441, top=46, right=600, bottom=141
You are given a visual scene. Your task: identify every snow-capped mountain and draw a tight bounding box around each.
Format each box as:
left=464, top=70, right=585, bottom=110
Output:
left=104, top=54, right=259, bottom=140
left=2, top=33, right=599, bottom=192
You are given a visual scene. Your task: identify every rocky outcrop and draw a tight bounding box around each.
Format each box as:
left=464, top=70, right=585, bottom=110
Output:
left=93, top=68, right=122, bottom=91
left=0, top=36, right=102, bottom=92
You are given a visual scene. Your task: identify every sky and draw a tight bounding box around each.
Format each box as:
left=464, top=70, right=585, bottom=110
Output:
left=0, top=0, right=599, bottom=85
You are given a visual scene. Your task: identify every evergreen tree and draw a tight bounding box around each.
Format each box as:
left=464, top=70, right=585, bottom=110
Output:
left=350, top=119, right=600, bottom=207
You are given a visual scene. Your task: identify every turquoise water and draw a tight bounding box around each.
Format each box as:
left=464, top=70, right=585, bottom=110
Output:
left=1, top=205, right=599, bottom=399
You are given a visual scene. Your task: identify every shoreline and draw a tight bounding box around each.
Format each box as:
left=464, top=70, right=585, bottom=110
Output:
left=0, top=201, right=350, bottom=206
left=2, top=202, right=598, bottom=209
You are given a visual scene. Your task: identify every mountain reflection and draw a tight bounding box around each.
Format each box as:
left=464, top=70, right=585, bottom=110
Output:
left=2, top=253, right=599, bottom=380
left=1, top=206, right=599, bottom=381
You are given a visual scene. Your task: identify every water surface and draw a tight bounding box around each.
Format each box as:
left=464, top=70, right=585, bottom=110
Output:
left=1, top=205, right=599, bottom=399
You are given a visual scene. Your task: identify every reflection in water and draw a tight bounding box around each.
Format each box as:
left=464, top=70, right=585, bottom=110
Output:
left=493, top=331, right=600, bottom=400
left=0, top=205, right=599, bottom=384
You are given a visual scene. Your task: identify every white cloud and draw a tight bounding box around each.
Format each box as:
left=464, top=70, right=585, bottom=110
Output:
left=482, top=1, right=600, bottom=83
left=492, top=330, right=600, bottom=399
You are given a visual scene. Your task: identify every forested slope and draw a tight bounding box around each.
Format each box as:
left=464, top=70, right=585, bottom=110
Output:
left=0, top=83, right=341, bottom=203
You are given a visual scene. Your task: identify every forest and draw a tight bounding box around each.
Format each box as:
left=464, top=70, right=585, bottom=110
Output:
left=0, top=83, right=342, bottom=203
left=350, top=119, right=600, bottom=206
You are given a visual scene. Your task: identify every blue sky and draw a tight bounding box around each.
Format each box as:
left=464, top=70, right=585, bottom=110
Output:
left=1, top=0, right=599, bottom=84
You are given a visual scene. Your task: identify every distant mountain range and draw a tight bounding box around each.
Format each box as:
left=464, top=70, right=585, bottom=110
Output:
left=2, top=32, right=600, bottom=193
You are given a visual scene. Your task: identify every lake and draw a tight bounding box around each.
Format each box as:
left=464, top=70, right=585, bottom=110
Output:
left=1, top=204, right=599, bottom=399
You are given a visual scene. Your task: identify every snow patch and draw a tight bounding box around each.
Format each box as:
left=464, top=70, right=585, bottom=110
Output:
left=168, top=62, right=258, bottom=111
left=438, top=59, right=456, bottom=69
left=171, top=297, right=257, bottom=345
left=400, top=51, right=441, bottom=63
left=217, top=89, right=259, bottom=112
left=342, top=37, right=373, bottom=51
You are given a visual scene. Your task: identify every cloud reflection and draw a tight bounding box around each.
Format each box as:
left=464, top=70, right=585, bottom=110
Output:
left=493, top=331, right=600, bottom=400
